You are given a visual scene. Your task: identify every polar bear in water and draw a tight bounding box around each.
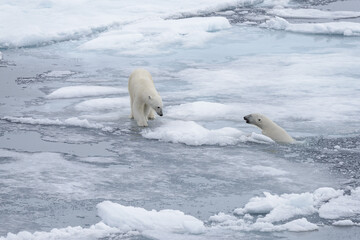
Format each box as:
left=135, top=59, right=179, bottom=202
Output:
left=128, top=68, right=163, bottom=127
left=244, top=113, right=295, bottom=144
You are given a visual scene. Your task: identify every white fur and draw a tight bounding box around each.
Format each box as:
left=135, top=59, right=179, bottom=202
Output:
left=244, top=113, right=295, bottom=144
left=128, top=68, right=163, bottom=127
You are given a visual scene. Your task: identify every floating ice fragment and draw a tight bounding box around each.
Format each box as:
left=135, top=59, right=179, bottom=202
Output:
left=236, top=191, right=316, bottom=223
left=209, top=212, right=237, bottom=223
left=261, top=17, right=360, bottom=36
left=97, top=201, right=206, bottom=234
left=318, top=187, right=360, bottom=219
left=249, top=132, right=275, bottom=143
left=268, top=8, right=360, bottom=19
left=333, top=220, right=359, bottom=226
left=313, top=187, right=343, bottom=206
left=278, top=218, right=318, bottom=232
left=231, top=186, right=360, bottom=231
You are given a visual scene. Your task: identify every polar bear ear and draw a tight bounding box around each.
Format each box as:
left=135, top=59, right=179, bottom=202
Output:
left=148, top=96, right=152, bottom=100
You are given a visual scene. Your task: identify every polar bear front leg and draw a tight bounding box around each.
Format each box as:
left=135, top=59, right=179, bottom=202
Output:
left=148, top=109, right=156, bottom=120
left=133, top=100, right=148, bottom=127
left=144, top=103, right=151, bottom=120
left=129, top=95, right=134, bottom=119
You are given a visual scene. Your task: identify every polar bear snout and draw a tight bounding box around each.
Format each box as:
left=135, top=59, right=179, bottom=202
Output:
left=156, top=108, right=163, bottom=116
left=243, top=115, right=251, bottom=124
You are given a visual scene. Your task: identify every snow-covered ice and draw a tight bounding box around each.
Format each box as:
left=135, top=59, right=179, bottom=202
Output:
left=79, top=17, right=231, bottom=55
left=47, top=86, right=126, bottom=99
left=141, top=120, right=274, bottom=145
left=97, top=201, right=206, bottom=234
left=74, top=97, right=129, bottom=113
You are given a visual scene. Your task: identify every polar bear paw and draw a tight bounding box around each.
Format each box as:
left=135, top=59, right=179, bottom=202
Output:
left=148, top=110, right=156, bottom=120
left=137, top=120, right=148, bottom=127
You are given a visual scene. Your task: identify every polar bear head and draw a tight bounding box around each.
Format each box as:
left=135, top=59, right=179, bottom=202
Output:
left=147, top=95, right=163, bottom=116
left=244, top=113, right=295, bottom=144
left=243, top=113, right=269, bottom=129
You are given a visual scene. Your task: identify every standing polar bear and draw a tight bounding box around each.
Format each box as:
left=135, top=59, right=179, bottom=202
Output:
left=128, top=68, right=163, bottom=127
left=244, top=113, right=295, bottom=144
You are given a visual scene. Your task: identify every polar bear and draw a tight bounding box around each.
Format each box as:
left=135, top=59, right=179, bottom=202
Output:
left=243, top=113, right=295, bottom=144
left=128, top=68, right=163, bottom=127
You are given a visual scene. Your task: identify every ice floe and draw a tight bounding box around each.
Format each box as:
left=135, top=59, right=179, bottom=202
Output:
left=74, top=97, right=129, bottom=112
left=141, top=120, right=274, bottom=146
left=0, top=0, right=257, bottom=48
left=166, top=101, right=237, bottom=121
left=1, top=116, right=113, bottom=132
left=79, top=17, right=231, bottom=55
left=47, top=86, right=126, bottom=99
left=261, top=17, right=360, bottom=36
left=268, top=8, right=360, bottom=19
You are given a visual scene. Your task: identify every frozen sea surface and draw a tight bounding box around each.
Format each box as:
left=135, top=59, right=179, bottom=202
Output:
left=1, top=0, right=360, bottom=239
